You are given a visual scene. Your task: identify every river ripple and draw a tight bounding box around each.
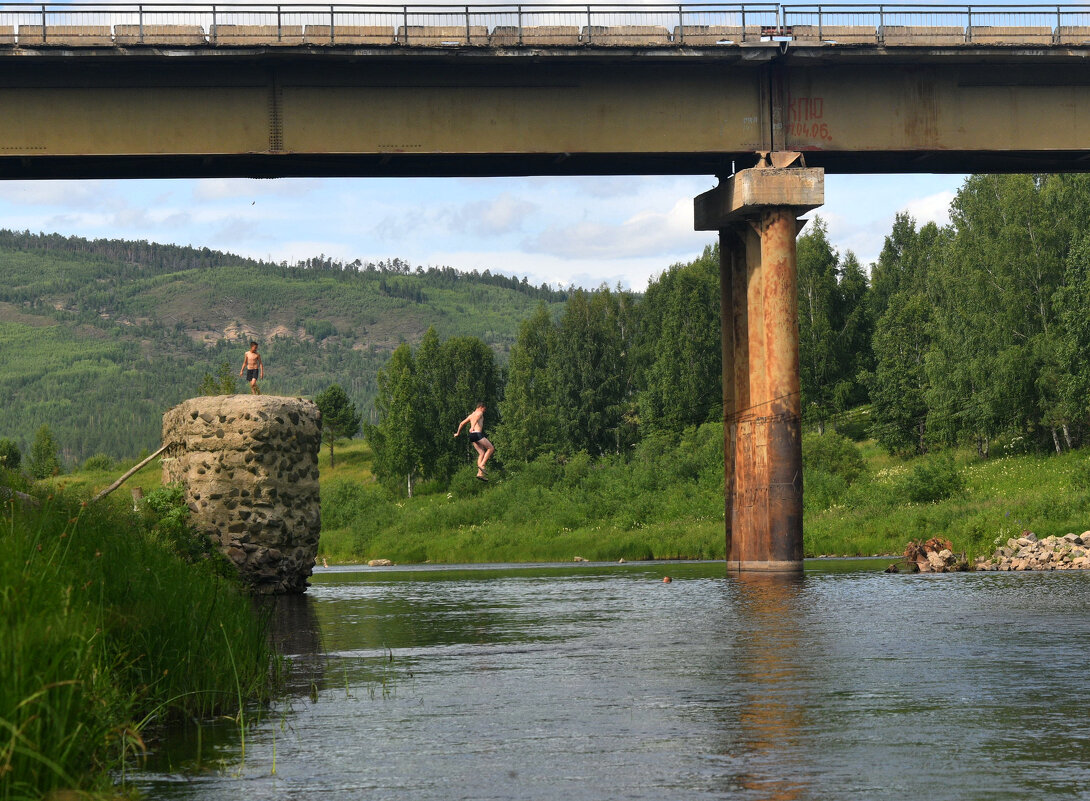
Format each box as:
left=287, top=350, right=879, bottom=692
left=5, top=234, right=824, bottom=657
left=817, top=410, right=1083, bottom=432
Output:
left=131, top=561, right=1090, bottom=800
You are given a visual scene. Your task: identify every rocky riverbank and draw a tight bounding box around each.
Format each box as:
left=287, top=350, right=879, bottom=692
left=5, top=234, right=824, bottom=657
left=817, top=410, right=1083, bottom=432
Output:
left=975, top=531, right=1090, bottom=571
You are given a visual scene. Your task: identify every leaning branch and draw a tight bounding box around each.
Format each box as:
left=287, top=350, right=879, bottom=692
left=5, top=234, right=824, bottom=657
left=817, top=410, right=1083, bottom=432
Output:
left=91, top=444, right=169, bottom=503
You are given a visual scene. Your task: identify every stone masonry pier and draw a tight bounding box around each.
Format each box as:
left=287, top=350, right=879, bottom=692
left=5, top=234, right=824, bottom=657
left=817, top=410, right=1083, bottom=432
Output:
left=162, top=395, right=321, bottom=594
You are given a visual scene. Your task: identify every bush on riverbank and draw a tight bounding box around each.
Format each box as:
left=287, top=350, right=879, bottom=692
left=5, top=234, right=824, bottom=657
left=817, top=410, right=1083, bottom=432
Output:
left=0, top=484, right=274, bottom=799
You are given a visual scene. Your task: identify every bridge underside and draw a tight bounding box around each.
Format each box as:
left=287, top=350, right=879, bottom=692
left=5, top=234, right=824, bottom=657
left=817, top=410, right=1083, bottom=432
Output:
left=1, top=48, right=1090, bottom=179
left=4, top=149, right=1090, bottom=181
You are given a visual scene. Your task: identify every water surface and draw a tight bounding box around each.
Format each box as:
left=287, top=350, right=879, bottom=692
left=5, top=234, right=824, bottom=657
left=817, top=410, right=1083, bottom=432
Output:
left=132, top=561, right=1090, bottom=800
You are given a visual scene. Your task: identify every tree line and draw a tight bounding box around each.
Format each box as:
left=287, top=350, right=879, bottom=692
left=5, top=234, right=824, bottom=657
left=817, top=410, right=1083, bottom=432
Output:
left=367, top=173, right=1090, bottom=492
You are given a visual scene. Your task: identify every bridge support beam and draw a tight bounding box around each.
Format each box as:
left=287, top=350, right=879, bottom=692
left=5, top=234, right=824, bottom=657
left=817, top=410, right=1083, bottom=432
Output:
left=695, top=162, right=824, bottom=573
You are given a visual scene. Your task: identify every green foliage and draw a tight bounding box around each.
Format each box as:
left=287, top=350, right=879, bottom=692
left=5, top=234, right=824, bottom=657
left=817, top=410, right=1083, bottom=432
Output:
left=802, top=431, right=865, bottom=511
left=797, top=219, right=872, bottom=430
left=304, top=319, right=337, bottom=341
left=81, top=452, right=114, bottom=472
left=635, top=245, right=722, bottom=435
left=27, top=423, right=61, bottom=479
left=366, top=329, right=501, bottom=493
left=867, top=289, right=932, bottom=454
left=803, top=431, right=865, bottom=485
left=497, top=304, right=558, bottom=461
left=315, top=383, right=362, bottom=468
left=900, top=453, right=965, bottom=504
left=549, top=288, right=638, bottom=456
left=925, top=174, right=1090, bottom=452
left=1056, top=232, right=1090, bottom=428
left=0, top=488, right=273, bottom=797
left=323, top=421, right=726, bottom=564
left=198, top=360, right=238, bottom=395
left=0, top=438, right=20, bottom=470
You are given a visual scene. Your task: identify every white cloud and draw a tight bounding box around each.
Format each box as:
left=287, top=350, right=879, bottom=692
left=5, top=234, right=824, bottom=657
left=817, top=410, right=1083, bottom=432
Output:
left=456, top=193, right=538, bottom=236
left=903, top=190, right=956, bottom=227
left=526, top=196, right=706, bottom=260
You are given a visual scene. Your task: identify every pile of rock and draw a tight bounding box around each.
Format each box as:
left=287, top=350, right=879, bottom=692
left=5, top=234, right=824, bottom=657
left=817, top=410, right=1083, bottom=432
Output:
left=161, top=395, right=322, bottom=595
left=975, top=531, right=1090, bottom=571
left=896, top=537, right=969, bottom=573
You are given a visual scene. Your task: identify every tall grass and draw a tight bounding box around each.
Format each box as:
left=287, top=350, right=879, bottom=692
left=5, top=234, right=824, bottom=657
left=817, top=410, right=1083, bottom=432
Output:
left=0, top=484, right=274, bottom=799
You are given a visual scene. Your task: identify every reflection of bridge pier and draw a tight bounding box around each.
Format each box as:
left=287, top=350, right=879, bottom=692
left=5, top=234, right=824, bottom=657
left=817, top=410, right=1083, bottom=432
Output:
left=695, top=160, right=823, bottom=572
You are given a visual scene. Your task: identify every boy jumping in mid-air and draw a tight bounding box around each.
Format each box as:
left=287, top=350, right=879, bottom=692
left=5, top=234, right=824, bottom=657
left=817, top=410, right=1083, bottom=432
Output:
left=454, top=402, right=494, bottom=481
left=239, top=341, right=264, bottom=394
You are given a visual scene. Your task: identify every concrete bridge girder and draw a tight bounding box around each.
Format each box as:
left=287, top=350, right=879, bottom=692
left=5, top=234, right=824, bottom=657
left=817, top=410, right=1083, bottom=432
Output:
left=1, top=48, right=1090, bottom=178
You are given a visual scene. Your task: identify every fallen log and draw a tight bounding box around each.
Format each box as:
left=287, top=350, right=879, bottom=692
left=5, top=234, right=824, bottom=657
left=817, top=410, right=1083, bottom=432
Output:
left=91, top=444, right=169, bottom=503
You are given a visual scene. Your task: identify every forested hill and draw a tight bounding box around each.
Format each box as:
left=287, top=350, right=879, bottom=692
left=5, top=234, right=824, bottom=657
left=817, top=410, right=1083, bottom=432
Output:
left=0, top=230, right=568, bottom=464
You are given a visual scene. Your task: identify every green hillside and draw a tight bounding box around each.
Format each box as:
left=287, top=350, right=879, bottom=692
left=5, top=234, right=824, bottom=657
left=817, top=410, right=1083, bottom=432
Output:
left=0, top=231, right=566, bottom=463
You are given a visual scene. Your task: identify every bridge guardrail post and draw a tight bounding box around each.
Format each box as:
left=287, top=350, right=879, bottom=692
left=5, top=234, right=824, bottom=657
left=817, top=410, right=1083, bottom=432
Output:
left=878, top=4, right=885, bottom=44
left=465, top=4, right=470, bottom=45
left=517, top=4, right=522, bottom=44
left=1055, top=5, right=1061, bottom=44
left=329, top=4, right=335, bottom=44
left=586, top=4, right=592, bottom=43
left=741, top=5, right=747, bottom=41
left=402, top=4, right=408, bottom=44
left=138, top=4, right=144, bottom=44
left=211, top=4, right=217, bottom=44
left=39, top=3, right=45, bottom=43
left=676, top=3, right=682, bottom=44
left=966, top=5, right=972, bottom=42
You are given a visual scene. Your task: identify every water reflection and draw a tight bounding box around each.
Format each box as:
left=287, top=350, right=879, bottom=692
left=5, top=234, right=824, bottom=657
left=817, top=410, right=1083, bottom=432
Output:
left=731, top=573, right=808, bottom=801
left=264, top=594, right=324, bottom=695
left=128, top=563, right=1090, bottom=801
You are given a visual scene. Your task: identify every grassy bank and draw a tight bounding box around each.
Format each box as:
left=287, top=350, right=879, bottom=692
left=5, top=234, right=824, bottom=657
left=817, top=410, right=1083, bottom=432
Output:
left=804, top=440, right=1090, bottom=560
left=61, top=424, right=1090, bottom=566
left=316, top=427, right=1090, bottom=564
left=0, top=479, right=275, bottom=799
left=318, top=427, right=725, bottom=564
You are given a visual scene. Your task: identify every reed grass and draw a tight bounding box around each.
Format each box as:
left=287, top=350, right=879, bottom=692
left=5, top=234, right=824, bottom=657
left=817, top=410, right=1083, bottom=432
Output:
left=0, top=485, right=274, bottom=799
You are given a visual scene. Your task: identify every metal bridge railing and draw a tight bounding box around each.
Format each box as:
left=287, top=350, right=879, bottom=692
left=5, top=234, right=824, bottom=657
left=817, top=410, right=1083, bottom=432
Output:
left=0, top=3, right=1088, bottom=47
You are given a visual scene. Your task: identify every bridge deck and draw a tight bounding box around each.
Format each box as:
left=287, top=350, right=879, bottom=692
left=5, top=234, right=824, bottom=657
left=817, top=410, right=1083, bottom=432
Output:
left=1, top=4, right=1090, bottom=179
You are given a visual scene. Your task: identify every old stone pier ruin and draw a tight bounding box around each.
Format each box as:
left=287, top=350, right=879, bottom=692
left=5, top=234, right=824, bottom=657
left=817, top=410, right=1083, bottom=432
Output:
left=162, top=395, right=321, bottom=594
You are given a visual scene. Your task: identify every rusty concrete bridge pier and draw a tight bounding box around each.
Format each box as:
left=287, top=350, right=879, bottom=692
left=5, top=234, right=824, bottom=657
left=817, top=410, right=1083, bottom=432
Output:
left=696, top=158, right=823, bottom=572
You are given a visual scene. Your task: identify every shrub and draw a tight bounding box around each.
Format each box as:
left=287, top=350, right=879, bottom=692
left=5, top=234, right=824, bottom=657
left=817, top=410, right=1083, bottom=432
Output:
left=804, top=468, right=850, bottom=512
left=802, top=431, right=865, bottom=486
left=322, top=478, right=383, bottom=530
left=900, top=453, right=965, bottom=503
left=82, top=452, right=114, bottom=472
left=0, top=437, right=20, bottom=470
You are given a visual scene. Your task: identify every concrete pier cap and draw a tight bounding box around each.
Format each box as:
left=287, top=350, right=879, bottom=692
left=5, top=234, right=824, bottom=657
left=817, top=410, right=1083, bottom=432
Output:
left=694, top=165, right=824, bottom=230
left=694, top=157, right=824, bottom=574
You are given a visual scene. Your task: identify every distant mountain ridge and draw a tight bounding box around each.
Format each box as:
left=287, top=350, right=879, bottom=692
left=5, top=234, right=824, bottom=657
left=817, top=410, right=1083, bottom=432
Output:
left=0, top=229, right=567, bottom=465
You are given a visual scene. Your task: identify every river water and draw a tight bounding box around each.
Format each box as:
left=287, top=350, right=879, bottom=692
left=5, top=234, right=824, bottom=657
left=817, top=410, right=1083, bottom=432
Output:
left=131, top=560, right=1090, bottom=800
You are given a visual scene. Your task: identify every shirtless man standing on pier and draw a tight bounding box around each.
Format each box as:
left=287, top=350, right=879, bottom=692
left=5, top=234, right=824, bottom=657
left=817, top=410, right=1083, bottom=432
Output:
left=239, top=341, right=264, bottom=394
left=455, top=402, right=494, bottom=481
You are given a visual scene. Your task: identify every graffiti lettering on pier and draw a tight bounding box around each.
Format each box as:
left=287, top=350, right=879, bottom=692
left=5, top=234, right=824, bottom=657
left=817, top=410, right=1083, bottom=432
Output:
left=787, top=96, right=832, bottom=142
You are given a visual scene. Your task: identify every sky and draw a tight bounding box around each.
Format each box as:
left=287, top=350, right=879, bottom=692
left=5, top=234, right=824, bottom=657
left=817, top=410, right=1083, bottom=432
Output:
left=0, top=171, right=964, bottom=290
